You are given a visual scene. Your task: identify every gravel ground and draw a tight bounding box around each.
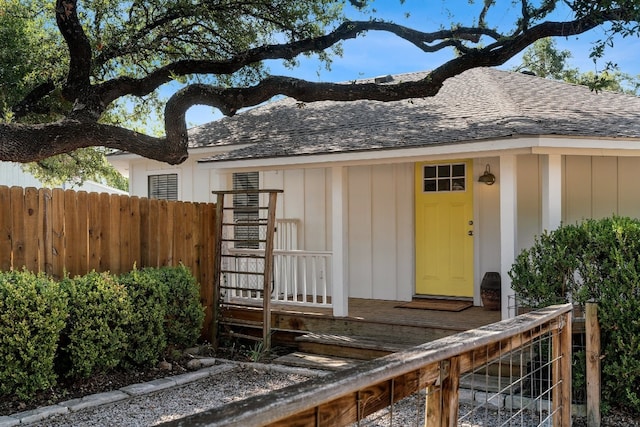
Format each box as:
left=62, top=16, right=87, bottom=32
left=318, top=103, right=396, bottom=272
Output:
left=35, top=364, right=316, bottom=427
left=25, top=361, right=640, bottom=427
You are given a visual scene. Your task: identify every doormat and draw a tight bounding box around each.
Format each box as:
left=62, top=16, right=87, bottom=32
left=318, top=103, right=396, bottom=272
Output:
left=395, top=299, right=473, bottom=312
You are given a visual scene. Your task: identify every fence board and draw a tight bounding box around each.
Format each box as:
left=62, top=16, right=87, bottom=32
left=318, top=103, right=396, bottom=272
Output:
left=11, top=186, right=26, bottom=270
left=88, top=192, right=101, bottom=271
left=147, top=198, right=159, bottom=266
left=139, top=197, right=150, bottom=267
left=108, top=194, right=121, bottom=274
left=0, top=186, right=216, bottom=340
left=23, top=187, right=40, bottom=272
left=166, top=200, right=176, bottom=266
left=39, top=188, right=51, bottom=274
left=50, top=188, right=65, bottom=278
left=76, top=191, right=89, bottom=274
left=119, top=194, right=131, bottom=273
left=64, top=190, right=81, bottom=276
left=129, top=196, right=141, bottom=269
left=0, top=186, right=12, bottom=272
left=99, top=192, right=111, bottom=272
left=158, top=199, right=170, bottom=266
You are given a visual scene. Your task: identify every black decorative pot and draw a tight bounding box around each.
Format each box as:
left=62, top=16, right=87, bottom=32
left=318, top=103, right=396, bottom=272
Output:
left=480, top=272, right=501, bottom=311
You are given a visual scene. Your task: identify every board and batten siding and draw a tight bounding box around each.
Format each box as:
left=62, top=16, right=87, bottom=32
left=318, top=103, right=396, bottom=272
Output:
left=564, top=155, right=640, bottom=223
left=516, top=154, right=640, bottom=257
left=266, top=164, right=414, bottom=302
left=128, top=154, right=223, bottom=203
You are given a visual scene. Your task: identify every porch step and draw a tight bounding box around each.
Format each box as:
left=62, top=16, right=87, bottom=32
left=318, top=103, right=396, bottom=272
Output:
left=460, top=372, right=522, bottom=395
left=295, top=333, right=411, bottom=360
left=274, top=352, right=361, bottom=371
left=478, top=349, right=532, bottom=378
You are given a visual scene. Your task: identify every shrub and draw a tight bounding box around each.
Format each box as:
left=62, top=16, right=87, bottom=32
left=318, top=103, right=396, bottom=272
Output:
left=57, top=271, right=132, bottom=378
left=0, top=270, right=67, bottom=400
left=156, top=264, right=204, bottom=347
left=119, top=268, right=168, bottom=367
left=510, top=216, right=640, bottom=414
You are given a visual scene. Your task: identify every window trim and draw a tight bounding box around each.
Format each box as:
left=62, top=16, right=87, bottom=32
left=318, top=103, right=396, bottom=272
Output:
left=147, top=172, right=180, bottom=200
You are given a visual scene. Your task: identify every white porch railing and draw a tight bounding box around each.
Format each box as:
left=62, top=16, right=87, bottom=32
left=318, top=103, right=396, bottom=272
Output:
left=225, top=248, right=332, bottom=307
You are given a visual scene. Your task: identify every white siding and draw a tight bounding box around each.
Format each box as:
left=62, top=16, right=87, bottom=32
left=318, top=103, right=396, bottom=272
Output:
left=516, top=155, right=541, bottom=252
left=562, top=155, right=640, bottom=224
left=303, top=169, right=327, bottom=251
left=618, top=157, right=640, bottom=216
left=475, top=157, right=501, bottom=304
left=347, top=166, right=373, bottom=299
left=120, top=151, right=640, bottom=305
left=0, top=162, right=43, bottom=188
left=0, top=162, right=126, bottom=194
left=563, top=156, right=592, bottom=224
left=128, top=155, right=217, bottom=202
left=371, top=165, right=397, bottom=300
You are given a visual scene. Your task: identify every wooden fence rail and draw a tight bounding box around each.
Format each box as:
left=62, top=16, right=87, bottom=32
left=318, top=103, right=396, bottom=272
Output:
left=0, top=185, right=216, bottom=339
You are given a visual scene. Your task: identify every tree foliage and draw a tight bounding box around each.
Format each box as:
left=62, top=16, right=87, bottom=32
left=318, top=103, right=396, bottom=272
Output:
left=515, top=37, right=640, bottom=94
left=1, top=0, right=639, bottom=166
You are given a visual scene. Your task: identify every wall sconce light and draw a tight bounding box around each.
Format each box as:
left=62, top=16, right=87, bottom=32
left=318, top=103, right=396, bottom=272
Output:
left=478, top=164, right=496, bottom=185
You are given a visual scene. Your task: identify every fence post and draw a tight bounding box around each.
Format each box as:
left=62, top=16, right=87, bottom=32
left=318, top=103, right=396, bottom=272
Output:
left=425, top=358, right=459, bottom=427
left=553, top=309, right=572, bottom=426
left=586, top=302, right=601, bottom=427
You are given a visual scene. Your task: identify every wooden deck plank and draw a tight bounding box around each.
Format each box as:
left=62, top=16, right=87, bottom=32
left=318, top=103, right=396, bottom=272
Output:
left=274, top=352, right=360, bottom=371
left=272, top=298, right=500, bottom=331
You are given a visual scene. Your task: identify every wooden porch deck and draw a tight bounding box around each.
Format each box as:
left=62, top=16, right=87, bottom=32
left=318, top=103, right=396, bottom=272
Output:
left=221, top=297, right=503, bottom=370
left=272, top=298, right=501, bottom=331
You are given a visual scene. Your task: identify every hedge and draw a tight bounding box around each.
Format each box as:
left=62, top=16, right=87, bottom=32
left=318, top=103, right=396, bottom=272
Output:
left=510, top=216, right=640, bottom=414
left=0, top=265, right=204, bottom=400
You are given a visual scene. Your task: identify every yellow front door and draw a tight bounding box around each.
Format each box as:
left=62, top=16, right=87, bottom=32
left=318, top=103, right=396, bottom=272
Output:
left=415, top=160, right=474, bottom=297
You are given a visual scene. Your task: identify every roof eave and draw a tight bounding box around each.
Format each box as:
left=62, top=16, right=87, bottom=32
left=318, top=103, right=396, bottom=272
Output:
left=196, top=135, right=640, bottom=171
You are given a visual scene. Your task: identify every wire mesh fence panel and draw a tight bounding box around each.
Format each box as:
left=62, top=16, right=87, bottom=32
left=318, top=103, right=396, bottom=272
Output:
left=159, top=304, right=574, bottom=427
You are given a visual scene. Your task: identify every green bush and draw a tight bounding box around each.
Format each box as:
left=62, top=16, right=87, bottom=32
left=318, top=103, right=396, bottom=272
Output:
left=510, top=216, right=640, bottom=414
left=58, top=271, right=132, bottom=378
left=0, top=270, right=67, bottom=400
left=119, top=268, right=168, bottom=367
left=157, top=264, right=204, bottom=347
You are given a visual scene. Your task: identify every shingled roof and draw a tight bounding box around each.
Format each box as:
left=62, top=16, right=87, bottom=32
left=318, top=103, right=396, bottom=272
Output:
left=192, top=67, right=640, bottom=163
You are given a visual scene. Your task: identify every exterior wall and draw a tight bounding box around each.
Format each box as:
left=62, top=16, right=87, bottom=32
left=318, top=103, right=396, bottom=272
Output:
left=0, top=161, right=127, bottom=195
left=516, top=155, right=640, bottom=254
left=346, top=164, right=414, bottom=301
left=474, top=157, right=501, bottom=304
left=127, top=154, right=219, bottom=202
left=563, top=155, right=640, bottom=223
left=516, top=155, right=542, bottom=252
left=269, top=161, right=500, bottom=303
left=0, top=162, right=43, bottom=188
left=119, top=152, right=640, bottom=304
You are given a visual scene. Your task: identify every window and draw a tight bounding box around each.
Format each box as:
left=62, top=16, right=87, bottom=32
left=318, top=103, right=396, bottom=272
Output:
left=233, top=172, right=259, bottom=248
left=148, top=174, right=178, bottom=200
left=422, top=163, right=466, bottom=192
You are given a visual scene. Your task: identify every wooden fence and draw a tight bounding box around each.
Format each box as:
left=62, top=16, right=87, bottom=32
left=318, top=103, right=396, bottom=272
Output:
left=162, top=304, right=574, bottom=426
left=0, top=185, right=216, bottom=339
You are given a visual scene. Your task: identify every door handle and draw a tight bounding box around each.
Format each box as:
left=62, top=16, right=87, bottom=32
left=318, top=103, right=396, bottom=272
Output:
left=468, top=230, right=474, bottom=236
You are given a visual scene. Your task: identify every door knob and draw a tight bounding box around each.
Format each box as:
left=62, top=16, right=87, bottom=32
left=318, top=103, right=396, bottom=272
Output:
left=468, top=230, right=473, bottom=236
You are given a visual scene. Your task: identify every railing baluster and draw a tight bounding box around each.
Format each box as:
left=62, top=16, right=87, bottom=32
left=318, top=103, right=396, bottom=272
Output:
left=225, top=248, right=332, bottom=307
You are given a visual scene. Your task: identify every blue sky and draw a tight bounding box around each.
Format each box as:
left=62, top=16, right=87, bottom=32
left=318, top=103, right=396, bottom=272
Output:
left=185, top=0, right=640, bottom=127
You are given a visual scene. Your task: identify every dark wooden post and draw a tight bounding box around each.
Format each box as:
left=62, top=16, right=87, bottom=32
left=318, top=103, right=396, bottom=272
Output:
left=211, top=193, right=225, bottom=348
left=262, top=191, right=279, bottom=352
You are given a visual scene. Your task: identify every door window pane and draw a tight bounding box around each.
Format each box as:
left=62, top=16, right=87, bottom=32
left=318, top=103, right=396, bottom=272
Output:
left=422, top=163, right=466, bottom=193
